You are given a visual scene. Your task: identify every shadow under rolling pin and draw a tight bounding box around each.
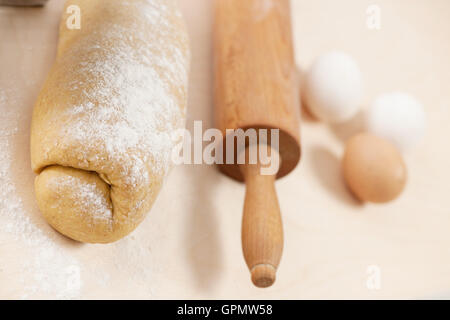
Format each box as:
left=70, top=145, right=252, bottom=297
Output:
left=213, top=0, right=301, bottom=288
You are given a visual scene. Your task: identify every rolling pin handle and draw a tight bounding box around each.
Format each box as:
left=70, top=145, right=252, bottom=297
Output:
left=239, top=144, right=283, bottom=288
left=250, top=264, right=277, bottom=289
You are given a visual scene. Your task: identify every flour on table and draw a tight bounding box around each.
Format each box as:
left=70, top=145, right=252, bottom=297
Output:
left=0, top=136, right=83, bottom=299
left=1, top=88, right=83, bottom=299
left=1, top=85, right=161, bottom=299
left=0, top=0, right=185, bottom=299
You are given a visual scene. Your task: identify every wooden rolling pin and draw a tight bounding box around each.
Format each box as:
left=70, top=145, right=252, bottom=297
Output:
left=213, top=0, right=301, bottom=287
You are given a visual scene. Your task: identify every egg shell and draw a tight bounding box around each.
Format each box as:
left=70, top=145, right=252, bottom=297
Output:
left=365, top=92, right=426, bottom=152
left=304, top=51, right=363, bottom=123
left=343, top=133, right=407, bottom=203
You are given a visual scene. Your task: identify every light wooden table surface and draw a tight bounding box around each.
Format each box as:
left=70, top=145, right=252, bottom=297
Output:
left=0, top=0, right=449, bottom=299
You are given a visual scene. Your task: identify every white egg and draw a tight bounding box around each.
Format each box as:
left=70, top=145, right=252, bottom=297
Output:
left=304, top=51, right=363, bottom=123
left=365, top=92, right=426, bottom=152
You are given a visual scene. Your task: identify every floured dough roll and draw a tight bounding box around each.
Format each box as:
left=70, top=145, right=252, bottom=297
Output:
left=31, top=0, right=190, bottom=243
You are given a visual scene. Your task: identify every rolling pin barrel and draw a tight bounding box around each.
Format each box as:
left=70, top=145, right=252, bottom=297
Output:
left=214, top=0, right=301, bottom=287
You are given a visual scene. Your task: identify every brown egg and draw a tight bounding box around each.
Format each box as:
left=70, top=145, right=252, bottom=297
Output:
left=343, top=133, right=407, bottom=203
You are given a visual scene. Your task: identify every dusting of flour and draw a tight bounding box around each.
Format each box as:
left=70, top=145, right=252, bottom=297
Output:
left=48, top=0, right=189, bottom=191
left=48, top=175, right=113, bottom=224
left=0, top=0, right=187, bottom=299
left=0, top=135, right=83, bottom=299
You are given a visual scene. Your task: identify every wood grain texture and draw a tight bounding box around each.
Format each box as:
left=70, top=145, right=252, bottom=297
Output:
left=213, top=0, right=301, bottom=181
left=240, top=145, right=283, bottom=288
left=213, top=0, right=301, bottom=287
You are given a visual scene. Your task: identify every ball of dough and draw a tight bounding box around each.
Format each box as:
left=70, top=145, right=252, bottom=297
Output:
left=31, top=0, right=190, bottom=243
left=365, top=92, right=426, bottom=152
left=304, top=51, right=363, bottom=123
left=343, top=133, right=407, bottom=203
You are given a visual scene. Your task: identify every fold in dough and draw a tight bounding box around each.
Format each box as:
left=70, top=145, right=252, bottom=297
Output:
left=31, top=0, right=190, bottom=243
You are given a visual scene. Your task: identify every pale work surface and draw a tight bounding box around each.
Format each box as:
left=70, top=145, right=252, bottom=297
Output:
left=0, top=0, right=449, bottom=299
